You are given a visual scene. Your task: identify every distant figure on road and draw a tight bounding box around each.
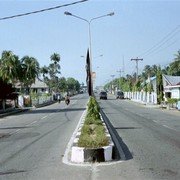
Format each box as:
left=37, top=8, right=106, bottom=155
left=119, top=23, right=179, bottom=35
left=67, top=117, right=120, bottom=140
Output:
left=65, top=94, right=70, bottom=105
left=57, top=94, right=61, bottom=103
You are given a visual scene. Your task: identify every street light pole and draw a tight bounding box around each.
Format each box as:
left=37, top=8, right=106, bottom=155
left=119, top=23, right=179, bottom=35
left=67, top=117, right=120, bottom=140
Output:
left=64, top=11, right=114, bottom=95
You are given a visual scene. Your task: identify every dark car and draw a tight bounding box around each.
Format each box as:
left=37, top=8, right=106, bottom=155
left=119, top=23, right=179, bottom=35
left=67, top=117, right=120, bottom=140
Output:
left=99, top=91, right=107, bottom=100
left=116, top=91, right=124, bottom=99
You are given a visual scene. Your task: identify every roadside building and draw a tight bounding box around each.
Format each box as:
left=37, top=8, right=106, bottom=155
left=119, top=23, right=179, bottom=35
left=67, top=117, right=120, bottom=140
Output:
left=163, top=74, right=180, bottom=100
left=15, top=78, right=49, bottom=94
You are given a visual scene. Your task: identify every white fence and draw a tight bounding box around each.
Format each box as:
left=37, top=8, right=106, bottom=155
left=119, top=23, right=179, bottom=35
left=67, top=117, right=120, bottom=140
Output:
left=18, top=95, right=53, bottom=107
left=124, top=91, right=157, bottom=104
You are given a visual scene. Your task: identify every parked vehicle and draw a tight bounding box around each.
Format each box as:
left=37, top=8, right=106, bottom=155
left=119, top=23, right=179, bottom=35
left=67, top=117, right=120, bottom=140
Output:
left=116, top=91, right=124, bottom=99
left=99, top=91, right=107, bottom=100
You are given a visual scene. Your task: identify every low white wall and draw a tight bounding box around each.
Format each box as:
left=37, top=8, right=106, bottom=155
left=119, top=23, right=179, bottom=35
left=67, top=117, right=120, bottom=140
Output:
left=124, top=91, right=157, bottom=104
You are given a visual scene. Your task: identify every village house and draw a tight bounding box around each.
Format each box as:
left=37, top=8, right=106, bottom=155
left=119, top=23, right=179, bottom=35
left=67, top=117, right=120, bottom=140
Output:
left=15, top=78, right=49, bottom=94
left=163, top=74, right=180, bottom=100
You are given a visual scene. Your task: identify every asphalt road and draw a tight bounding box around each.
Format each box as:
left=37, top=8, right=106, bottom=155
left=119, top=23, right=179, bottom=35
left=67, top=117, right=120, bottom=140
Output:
left=96, top=94, right=180, bottom=180
left=0, top=94, right=92, bottom=180
left=0, top=93, right=180, bottom=180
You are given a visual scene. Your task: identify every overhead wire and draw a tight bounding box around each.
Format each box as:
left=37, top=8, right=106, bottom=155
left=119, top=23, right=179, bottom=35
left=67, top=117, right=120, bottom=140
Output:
left=147, top=39, right=178, bottom=57
left=0, top=0, right=88, bottom=21
left=138, top=25, right=180, bottom=58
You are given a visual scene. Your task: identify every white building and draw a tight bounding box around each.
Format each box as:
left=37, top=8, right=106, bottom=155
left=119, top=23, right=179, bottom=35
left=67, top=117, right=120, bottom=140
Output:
left=163, top=74, right=180, bottom=100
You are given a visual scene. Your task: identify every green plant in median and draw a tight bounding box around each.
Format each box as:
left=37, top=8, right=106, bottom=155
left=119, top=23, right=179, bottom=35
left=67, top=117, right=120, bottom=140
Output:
left=78, top=97, right=109, bottom=148
left=78, top=124, right=109, bottom=148
left=86, top=96, right=100, bottom=119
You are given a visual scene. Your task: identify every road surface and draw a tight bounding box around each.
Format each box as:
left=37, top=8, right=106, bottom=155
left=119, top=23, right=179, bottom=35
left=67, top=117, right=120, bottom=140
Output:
left=0, top=93, right=180, bottom=179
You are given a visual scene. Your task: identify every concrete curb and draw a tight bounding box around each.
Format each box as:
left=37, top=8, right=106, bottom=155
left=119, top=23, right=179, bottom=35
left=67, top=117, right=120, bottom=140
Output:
left=0, top=101, right=56, bottom=118
left=100, top=109, right=126, bottom=160
left=33, top=100, right=56, bottom=108
left=0, top=108, right=29, bottom=118
left=71, top=111, right=114, bottom=163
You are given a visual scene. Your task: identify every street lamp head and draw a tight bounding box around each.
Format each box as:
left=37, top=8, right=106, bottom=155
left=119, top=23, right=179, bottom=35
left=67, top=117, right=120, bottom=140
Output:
left=64, top=11, right=72, bottom=16
left=108, top=12, right=115, bottom=16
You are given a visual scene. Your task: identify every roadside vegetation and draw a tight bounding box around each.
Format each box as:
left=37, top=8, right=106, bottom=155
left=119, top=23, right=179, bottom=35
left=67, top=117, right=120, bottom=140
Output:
left=104, top=50, right=180, bottom=104
left=0, top=50, right=81, bottom=110
left=167, top=98, right=180, bottom=108
left=78, top=97, right=109, bottom=148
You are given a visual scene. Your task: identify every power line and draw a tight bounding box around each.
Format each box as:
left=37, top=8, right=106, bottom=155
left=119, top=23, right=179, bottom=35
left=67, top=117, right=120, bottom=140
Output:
left=145, top=39, right=178, bottom=57
left=138, top=25, right=180, bottom=57
left=0, top=0, right=88, bottom=21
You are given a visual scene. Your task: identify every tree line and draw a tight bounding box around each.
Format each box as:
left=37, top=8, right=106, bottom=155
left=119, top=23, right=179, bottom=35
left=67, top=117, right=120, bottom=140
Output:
left=104, top=50, right=180, bottom=104
left=0, top=50, right=81, bottom=100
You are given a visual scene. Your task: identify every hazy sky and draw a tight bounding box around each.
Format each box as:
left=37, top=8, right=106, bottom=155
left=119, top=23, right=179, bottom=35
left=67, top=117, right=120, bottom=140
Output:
left=0, top=0, right=180, bottom=86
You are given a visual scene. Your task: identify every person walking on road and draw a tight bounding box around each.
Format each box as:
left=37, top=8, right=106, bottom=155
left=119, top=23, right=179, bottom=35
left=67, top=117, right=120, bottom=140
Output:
left=57, top=94, right=61, bottom=103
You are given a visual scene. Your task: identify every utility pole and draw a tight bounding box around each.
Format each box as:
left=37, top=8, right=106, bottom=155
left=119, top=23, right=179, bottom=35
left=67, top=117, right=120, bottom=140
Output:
left=131, top=57, right=143, bottom=82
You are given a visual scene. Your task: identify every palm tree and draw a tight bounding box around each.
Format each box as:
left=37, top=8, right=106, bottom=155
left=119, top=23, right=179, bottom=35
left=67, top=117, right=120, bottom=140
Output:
left=174, top=50, right=180, bottom=61
left=151, top=65, right=158, bottom=77
left=50, top=53, right=60, bottom=64
left=0, top=50, right=21, bottom=84
left=156, top=66, right=164, bottom=104
left=49, top=53, right=61, bottom=76
left=143, top=65, right=151, bottom=79
left=47, top=53, right=61, bottom=92
left=168, top=50, right=180, bottom=75
left=21, top=56, right=40, bottom=91
left=40, top=66, right=49, bottom=78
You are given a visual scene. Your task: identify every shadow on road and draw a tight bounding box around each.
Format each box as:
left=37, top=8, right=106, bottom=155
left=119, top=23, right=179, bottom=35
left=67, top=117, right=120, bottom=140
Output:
left=100, top=109, right=133, bottom=161
left=0, top=126, right=32, bottom=130
left=17, top=108, right=86, bottom=115
left=115, top=126, right=142, bottom=130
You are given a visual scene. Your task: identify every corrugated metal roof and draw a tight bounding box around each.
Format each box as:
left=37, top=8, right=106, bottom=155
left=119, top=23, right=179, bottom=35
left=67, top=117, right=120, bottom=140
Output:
left=163, top=74, right=180, bottom=86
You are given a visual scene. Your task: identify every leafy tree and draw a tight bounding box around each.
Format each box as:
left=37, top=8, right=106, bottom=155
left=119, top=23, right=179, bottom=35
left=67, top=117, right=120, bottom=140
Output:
left=40, top=65, right=49, bottom=86
left=168, top=50, right=180, bottom=75
left=49, top=53, right=61, bottom=76
left=156, top=66, right=164, bottom=104
left=50, top=53, right=60, bottom=64
left=40, top=66, right=49, bottom=78
left=132, top=80, right=141, bottom=92
left=151, top=64, right=158, bottom=76
left=0, top=50, right=21, bottom=84
left=58, top=77, right=67, bottom=92
left=143, top=65, right=151, bottom=79
left=21, top=56, right=40, bottom=93
left=75, top=80, right=80, bottom=91
left=48, top=53, right=61, bottom=92
left=66, top=77, right=77, bottom=91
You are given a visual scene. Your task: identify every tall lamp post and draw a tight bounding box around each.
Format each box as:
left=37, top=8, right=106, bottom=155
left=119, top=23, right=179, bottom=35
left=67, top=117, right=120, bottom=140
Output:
left=64, top=11, right=114, bottom=95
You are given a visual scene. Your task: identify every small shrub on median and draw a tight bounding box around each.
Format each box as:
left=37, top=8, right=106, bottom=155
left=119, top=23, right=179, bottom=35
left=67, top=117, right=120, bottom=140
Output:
left=85, top=116, right=102, bottom=125
left=78, top=124, right=109, bottom=148
left=78, top=97, right=109, bottom=148
left=86, top=97, right=100, bottom=119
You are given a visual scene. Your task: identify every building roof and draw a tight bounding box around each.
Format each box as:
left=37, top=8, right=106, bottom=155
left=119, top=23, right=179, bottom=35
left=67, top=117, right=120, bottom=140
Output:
left=31, top=78, right=48, bottom=88
left=163, top=74, right=180, bottom=86
left=15, top=78, right=48, bottom=89
left=145, top=76, right=156, bottom=83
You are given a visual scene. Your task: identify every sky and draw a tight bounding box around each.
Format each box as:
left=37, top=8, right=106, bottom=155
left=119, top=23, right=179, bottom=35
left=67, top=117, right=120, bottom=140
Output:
left=0, top=0, right=180, bottom=87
